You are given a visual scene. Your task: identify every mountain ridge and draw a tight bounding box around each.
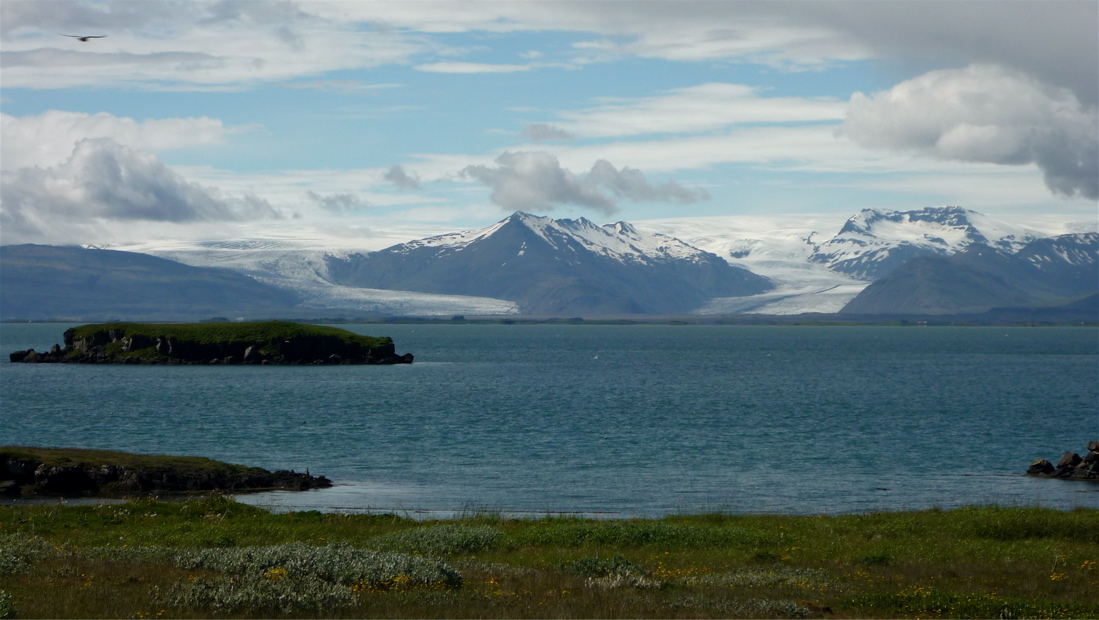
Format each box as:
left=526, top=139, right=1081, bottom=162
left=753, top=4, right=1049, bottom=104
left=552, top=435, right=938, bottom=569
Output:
left=840, top=232, right=1098, bottom=315
left=325, top=212, right=774, bottom=315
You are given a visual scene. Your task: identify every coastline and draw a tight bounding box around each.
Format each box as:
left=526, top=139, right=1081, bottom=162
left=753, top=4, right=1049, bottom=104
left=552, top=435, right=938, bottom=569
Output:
left=0, top=447, right=332, bottom=498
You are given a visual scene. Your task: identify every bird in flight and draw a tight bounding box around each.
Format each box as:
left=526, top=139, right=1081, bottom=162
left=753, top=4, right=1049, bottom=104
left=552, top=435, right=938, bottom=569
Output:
left=62, top=34, right=107, bottom=42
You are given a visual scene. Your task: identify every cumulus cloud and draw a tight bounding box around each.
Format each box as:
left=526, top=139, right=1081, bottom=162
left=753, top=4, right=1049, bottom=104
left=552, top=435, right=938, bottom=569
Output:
left=1, top=138, right=279, bottom=238
left=844, top=64, right=1098, bottom=200
left=306, top=190, right=371, bottom=213
left=461, top=151, right=708, bottom=214
left=521, top=123, right=575, bottom=142
left=587, top=159, right=710, bottom=203
left=384, top=165, right=421, bottom=190
left=1, top=110, right=235, bottom=169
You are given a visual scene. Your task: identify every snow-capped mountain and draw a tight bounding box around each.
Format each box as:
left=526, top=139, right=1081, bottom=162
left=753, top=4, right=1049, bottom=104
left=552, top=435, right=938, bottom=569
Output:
left=638, top=207, right=1094, bottom=314
left=807, top=206, right=1048, bottom=280
left=842, top=232, right=1099, bottom=315
left=324, top=212, right=773, bottom=315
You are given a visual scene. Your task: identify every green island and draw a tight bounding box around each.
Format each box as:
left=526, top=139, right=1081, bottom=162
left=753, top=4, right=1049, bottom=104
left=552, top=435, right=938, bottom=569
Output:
left=1, top=493, right=1096, bottom=618
left=7, top=321, right=413, bottom=365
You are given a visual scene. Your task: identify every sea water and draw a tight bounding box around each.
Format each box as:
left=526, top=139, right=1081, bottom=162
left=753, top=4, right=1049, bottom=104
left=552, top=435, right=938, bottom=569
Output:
left=1, top=323, right=1096, bottom=517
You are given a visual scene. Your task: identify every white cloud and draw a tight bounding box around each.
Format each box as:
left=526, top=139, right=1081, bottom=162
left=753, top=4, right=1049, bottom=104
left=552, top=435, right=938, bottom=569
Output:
left=844, top=64, right=1099, bottom=200
left=0, top=1, right=430, bottom=89
left=414, top=62, right=532, bottom=74
left=521, top=123, right=575, bottom=142
left=1, top=110, right=238, bottom=169
left=1, top=0, right=1093, bottom=104
left=461, top=151, right=708, bottom=214
left=542, top=83, right=846, bottom=139
left=384, top=165, right=420, bottom=190
left=306, top=190, right=371, bottom=213
left=171, top=164, right=438, bottom=214
left=1, top=138, right=280, bottom=241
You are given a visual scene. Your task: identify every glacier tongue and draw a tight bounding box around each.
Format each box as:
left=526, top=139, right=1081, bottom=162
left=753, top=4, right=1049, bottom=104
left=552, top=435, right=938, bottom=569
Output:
left=114, top=243, right=519, bottom=316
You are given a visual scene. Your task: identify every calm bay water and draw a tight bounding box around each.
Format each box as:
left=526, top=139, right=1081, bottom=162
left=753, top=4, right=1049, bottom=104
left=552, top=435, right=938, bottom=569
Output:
left=2, top=323, right=1096, bottom=517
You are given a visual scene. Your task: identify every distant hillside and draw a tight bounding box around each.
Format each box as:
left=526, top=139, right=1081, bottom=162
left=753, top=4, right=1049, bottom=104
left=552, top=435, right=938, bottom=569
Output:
left=840, top=233, right=1098, bottom=315
left=0, top=244, right=300, bottom=321
left=325, top=212, right=773, bottom=315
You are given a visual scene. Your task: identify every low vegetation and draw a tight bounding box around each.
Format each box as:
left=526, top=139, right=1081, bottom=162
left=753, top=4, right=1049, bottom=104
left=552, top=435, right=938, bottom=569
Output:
left=1, top=447, right=264, bottom=477
left=1, top=497, right=1096, bottom=618
left=64, top=321, right=392, bottom=351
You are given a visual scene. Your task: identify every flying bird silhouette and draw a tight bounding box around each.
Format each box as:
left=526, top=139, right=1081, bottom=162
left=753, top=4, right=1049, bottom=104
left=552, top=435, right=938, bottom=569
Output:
left=62, top=34, right=107, bottom=42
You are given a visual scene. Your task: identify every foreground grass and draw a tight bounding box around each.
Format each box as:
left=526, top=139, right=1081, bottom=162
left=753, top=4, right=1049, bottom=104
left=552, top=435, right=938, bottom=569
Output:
left=1, top=497, right=1097, bottom=618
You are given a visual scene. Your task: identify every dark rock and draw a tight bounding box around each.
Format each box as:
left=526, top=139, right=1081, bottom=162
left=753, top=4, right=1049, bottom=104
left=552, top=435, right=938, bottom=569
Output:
left=34, top=463, right=96, bottom=495
left=1029, top=442, right=1099, bottom=481
left=9, top=350, right=28, bottom=363
left=1027, top=459, right=1055, bottom=476
left=1089, top=441, right=1099, bottom=452
left=0, top=480, right=20, bottom=497
left=1056, top=452, right=1082, bottom=469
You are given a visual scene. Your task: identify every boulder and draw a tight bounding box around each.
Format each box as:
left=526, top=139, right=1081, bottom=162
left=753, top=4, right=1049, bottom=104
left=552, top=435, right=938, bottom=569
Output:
left=0, top=480, right=20, bottom=497
left=1056, top=452, right=1082, bottom=469
left=1027, top=459, right=1055, bottom=476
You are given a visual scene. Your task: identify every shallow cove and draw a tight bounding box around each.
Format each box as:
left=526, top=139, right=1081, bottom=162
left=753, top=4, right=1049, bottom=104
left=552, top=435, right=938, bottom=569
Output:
left=2, top=323, right=1096, bottom=517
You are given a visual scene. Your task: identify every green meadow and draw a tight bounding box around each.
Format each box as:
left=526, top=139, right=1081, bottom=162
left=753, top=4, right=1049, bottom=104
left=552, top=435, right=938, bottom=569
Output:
left=1, top=497, right=1097, bottom=618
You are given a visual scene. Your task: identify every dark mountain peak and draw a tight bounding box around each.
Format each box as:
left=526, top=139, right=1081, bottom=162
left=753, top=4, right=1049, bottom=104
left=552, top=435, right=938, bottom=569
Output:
left=504, top=211, right=546, bottom=225
left=606, top=221, right=640, bottom=236
left=838, top=206, right=981, bottom=238
left=1017, top=232, right=1098, bottom=268
left=841, top=232, right=1098, bottom=316
left=324, top=213, right=773, bottom=315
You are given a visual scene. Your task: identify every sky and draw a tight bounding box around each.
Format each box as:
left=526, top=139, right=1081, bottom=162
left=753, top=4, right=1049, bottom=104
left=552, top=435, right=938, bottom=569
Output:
left=1, top=0, right=1097, bottom=250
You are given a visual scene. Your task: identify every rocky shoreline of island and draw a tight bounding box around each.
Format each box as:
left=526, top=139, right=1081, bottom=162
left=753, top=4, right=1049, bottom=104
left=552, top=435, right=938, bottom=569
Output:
left=0, top=447, right=332, bottom=498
